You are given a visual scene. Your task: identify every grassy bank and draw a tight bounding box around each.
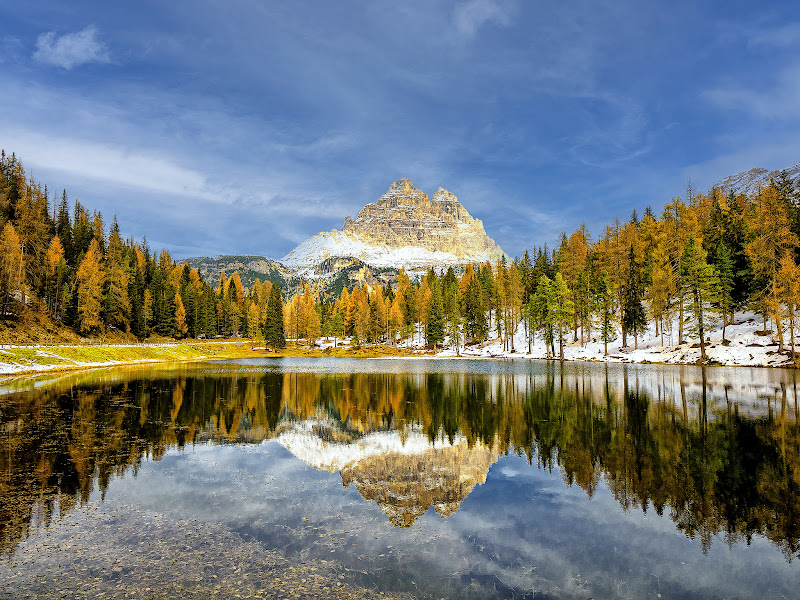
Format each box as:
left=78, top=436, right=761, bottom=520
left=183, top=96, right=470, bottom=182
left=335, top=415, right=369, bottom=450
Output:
left=0, top=340, right=419, bottom=377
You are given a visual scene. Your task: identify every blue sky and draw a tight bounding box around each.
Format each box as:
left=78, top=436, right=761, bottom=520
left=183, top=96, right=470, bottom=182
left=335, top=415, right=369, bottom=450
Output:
left=2, top=0, right=799, bottom=260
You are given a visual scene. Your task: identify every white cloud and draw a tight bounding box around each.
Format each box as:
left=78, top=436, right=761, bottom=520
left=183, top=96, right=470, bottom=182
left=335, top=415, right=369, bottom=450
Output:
left=702, top=62, right=800, bottom=120
left=33, top=25, right=110, bottom=70
left=453, top=0, right=514, bottom=38
left=746, top=22, right=800, bottom=48
left=2, top=129, right=215, bottom=200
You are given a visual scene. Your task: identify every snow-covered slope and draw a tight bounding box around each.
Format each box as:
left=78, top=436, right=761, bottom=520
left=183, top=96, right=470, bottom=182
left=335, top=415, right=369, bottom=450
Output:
left=281, top=228, right=491, bottom=277
left=275, top=417, right=498, bottom=526
left=281, top=178, right=505, bottom=277
left=275, top=418, right=459, bottom=472
left=714, top=162, right=800, bottom=196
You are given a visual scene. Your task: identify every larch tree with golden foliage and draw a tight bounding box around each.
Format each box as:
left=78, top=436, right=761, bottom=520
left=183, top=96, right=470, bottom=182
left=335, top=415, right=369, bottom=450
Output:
left=0, top=221, right=23, bottom=317
left=745, top=185, right=799, bottom=332
left=173, top=293, right=188, bottom=338
left=774, top=252, right=800, bottom=360
left=76, top=239, right=105, bottom=335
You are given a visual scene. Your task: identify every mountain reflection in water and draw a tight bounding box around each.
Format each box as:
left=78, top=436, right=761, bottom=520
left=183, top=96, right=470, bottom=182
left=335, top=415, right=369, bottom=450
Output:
left=1, top=359, right=799, bottom=564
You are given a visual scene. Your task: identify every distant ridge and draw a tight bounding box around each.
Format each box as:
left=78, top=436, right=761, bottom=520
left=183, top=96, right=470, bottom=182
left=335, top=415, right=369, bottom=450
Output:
left=184, top=255, right=286, bottom=290
left=713, top=162, right=800, bottom=197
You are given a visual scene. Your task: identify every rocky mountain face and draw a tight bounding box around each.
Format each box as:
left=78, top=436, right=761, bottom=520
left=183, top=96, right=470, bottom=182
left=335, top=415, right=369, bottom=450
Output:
left=281, top=178, right=506, bottom=277
left=713, top=162, right=800, bottom=197
left=185, top=178, right=505, bottom=294
left=276, top=419, right=498, bottom=527
left=339, top=442, right=498, bottom=527
left=342, top=179, right=500, bottom=258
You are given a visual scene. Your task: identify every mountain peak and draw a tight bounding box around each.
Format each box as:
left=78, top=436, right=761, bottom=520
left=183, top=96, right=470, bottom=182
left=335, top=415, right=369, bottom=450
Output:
left=283, top=179, right=505, bottom=276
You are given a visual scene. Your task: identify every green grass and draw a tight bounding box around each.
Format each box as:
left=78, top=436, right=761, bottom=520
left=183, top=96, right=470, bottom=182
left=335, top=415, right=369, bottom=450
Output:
left=0, top=342, right=254, bottom=375
left=0, top=340, right=420, bottom=377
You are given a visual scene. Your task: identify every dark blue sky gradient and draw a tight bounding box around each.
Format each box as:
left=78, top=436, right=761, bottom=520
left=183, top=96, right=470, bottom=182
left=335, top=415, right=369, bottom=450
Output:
left=2, top=0, right=799, bottom=259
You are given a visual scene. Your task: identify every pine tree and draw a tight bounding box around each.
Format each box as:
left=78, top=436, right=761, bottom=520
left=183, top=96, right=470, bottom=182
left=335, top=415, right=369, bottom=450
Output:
left=463, top=273, right=487, bottom=344
left=426, top=280, right=445, bottom=348
left=593, top=270, right=616, bottom=355
left=551, top=272, right=574, bottom=360
left=445, top=303, right=462, bottom=354
left=103, top=217, right=130, bottom=331
left=44, top=235, right=66, bottom=320
left=55, top=190, right=73, bottom=263
left=680, top=235, right=718, bottom=360
left=264, top=284, right=285, bottom=349
left=306, top=305, right=322, bottom=346
left=745, top=184, right=799, bottom=331
left=533, top=275, right=555, bottom=358
left=621, top=245, right=647, bottom=349
left=647, top=243, right=673, bottom=345
left=714, top=242, right=735, bottom=341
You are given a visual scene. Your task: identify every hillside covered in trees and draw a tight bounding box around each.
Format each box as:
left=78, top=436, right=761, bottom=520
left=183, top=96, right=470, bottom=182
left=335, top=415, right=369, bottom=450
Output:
left=3, top=148, right=800, bottom=364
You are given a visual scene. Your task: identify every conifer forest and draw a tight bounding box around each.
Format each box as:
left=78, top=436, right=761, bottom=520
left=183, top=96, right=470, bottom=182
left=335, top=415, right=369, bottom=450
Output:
left=4, top=149, right=800, bottom=362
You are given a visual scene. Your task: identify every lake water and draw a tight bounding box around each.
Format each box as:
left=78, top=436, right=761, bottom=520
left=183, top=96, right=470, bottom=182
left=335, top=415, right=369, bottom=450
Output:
left=1, top=358, right=799, bottom=599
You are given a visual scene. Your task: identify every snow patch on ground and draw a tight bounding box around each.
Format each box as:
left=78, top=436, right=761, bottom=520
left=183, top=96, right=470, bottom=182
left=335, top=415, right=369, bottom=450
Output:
left=437, top=311, right=796, bottom=369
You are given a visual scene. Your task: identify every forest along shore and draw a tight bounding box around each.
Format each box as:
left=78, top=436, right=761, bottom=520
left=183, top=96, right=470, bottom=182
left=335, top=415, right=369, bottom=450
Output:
left=2, top=307, right=798, bottom=377
left=441, top=310, right=798, bottom=368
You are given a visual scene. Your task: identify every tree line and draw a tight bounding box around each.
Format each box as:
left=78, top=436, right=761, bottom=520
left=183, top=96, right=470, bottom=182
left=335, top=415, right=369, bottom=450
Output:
left=280, top=170, right=800, bottom=362
left=0, top=150, right=286, bottom=345
left=4, top=148, right=800, bottom=359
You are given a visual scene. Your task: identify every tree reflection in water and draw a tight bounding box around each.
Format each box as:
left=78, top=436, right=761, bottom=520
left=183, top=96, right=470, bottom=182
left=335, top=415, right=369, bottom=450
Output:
left=1, top=360, right=799, bottom=561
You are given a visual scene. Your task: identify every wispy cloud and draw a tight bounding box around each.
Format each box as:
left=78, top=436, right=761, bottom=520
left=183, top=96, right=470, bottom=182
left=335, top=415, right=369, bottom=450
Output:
left=702, top=62, right=800, bottom=120
left=33, top=25, right=110, bottom=70
left=746, top=22, right=800, bottom=48
left=4, top=130, right=213, bottom=199
left=0, top=36, right=23, bottom=63
left=453, top=0, right=514, bottom=38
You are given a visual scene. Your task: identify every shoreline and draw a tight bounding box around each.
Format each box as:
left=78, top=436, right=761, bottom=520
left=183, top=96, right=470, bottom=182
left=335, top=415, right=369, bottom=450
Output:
left=2, top=310, right=797, bottom=379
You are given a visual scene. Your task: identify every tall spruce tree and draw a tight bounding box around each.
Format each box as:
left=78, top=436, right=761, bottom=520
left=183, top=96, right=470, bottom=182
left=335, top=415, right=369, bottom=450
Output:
left=264, top=284, right=286, bottom=348
left=681, top=235, right=718, bottom=360
left=622, top=245, right=647, bottom=348
left=426, top=280, right=445, bottom=347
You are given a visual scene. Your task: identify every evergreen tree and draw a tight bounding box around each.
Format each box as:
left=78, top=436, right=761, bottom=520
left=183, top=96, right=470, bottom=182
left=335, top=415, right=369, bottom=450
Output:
left=103, top=217, right=131, bottom=331
left=551, top=272, right=574, bottom=360
left=463, top=274, right=487, bottom=343
left=621, top=245, right=647, bottom=349
left=774, top=252, right=800, bottom=360
left=533, top=275, right=555, bottom=358
left=426, top=280, right=445, bottom=347
left=680, top=235, right=718, bottom=360
left=593, top=270, right=616, bottom=355
left=714, top=242, right=735, bottom=341
left=264, top=284, right=286, bottom=349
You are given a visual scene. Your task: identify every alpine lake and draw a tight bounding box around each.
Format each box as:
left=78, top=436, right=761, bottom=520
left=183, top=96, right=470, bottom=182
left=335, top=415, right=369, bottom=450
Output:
left=1, top=357, right=799, bottom=600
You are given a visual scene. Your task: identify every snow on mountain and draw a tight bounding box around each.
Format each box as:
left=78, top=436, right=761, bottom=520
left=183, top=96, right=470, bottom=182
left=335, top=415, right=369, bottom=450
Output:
left=713, top=162, right=800, bottom=197
left=281, top=178, right=506, bottom=277
left=281, top=228, right=490, bottom=277
left=275, top=418, right=463, bottom=472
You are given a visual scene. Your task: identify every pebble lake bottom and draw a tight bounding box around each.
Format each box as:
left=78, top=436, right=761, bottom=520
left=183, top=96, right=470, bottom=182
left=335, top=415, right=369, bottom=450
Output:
left=1, top=357, right=798, bottom=599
